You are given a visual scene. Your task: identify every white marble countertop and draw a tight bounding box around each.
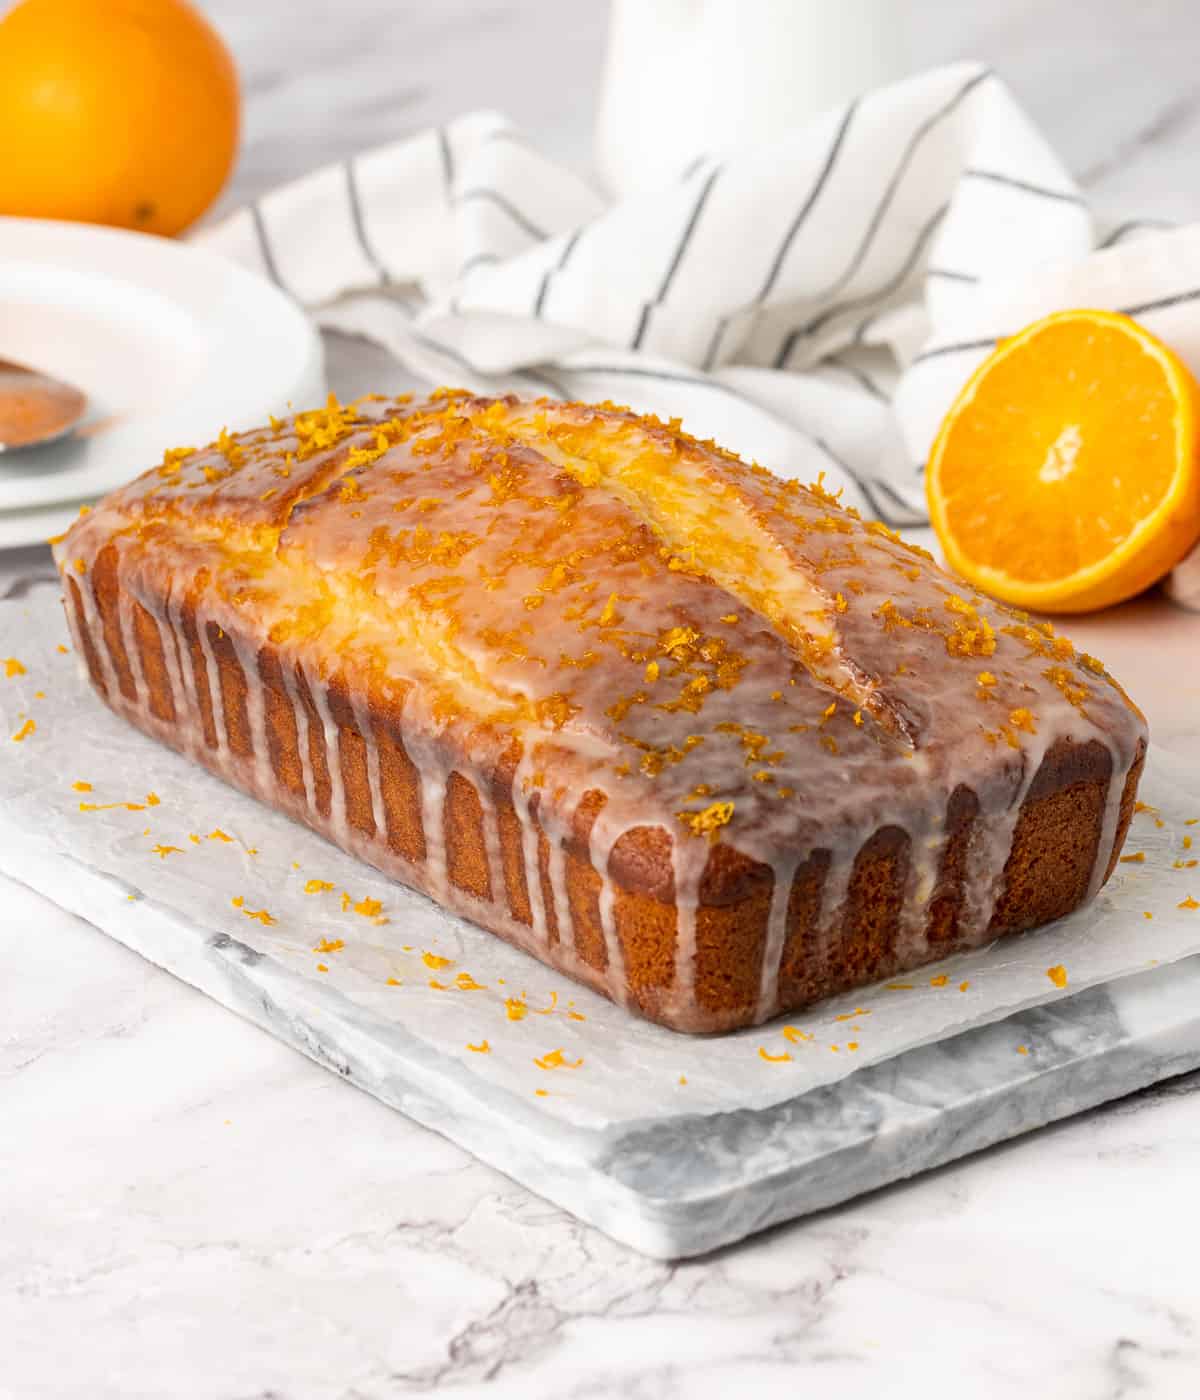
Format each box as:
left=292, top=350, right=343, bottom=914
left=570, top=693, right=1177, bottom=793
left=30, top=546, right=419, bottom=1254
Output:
left=5, top=3, right=1200, bottom=1395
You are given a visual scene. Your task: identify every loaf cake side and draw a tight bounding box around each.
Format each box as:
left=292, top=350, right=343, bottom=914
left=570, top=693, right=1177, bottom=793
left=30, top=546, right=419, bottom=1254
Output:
left=54, top=391, right=1148, bottom=1033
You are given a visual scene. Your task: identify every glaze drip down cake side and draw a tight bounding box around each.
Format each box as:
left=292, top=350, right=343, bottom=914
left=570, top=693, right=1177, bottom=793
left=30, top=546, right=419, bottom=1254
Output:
left=53, top=391, right=1148, bottom=1033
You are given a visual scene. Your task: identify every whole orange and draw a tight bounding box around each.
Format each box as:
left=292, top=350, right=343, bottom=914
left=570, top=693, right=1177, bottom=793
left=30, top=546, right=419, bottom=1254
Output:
left=0, top=0, right=239, bottom=236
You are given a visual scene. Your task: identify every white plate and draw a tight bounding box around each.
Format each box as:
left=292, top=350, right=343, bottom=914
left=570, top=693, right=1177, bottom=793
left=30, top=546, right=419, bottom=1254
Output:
left=0, top=218, right=325, bottom=546
left=0, top=496, right=101, bottom=552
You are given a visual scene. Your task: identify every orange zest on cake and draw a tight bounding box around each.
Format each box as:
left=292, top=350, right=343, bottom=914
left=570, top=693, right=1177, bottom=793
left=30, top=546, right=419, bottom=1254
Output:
left=52, top=390, right=1147, bottom=1032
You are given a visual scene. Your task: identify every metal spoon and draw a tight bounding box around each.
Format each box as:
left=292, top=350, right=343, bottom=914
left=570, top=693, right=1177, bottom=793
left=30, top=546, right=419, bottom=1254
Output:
left=0, top=358, right=88, bottom=451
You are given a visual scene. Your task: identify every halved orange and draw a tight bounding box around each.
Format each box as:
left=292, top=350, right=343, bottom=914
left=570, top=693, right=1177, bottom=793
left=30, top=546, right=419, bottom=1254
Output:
left=926, top=309, right=1200, bottom=613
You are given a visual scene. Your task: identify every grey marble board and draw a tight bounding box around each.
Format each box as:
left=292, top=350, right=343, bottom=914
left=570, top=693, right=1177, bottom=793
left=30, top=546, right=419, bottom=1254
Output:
left=5, top=823, right=1199, bottom=1260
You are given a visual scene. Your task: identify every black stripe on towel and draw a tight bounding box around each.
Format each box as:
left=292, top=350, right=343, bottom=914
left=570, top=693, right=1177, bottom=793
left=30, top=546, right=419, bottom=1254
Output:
left=775, top=203, right=949, bottom=365
left=1096, top=218, right=1173, bottom=249
left=481, top=126, right=523, bottom=147
left=408, top=326, right=475, bottom=371
left=912, top=282, right=1200, bottom=370
left=534, top=228, right=582, bottom=318
left=518, top=366, right=571, bottom=400
left=249, top=202, right=288, bottom=293
left=912, top=335, right=998, bottom=366
left=456, top=187, right=548, bottom=241
left=812, top=436, right=902, bottom=525
left=437, top=126, right=455, bottom=201
left=826, top=355, right=887, bottom=400
left=765, top=66, right=991, bottom=366
left=459, top=251, right=502, bottom=277
left=701, top=313, right=733, bottom=373
left=847, top=202, right=949, bottom=343
left=794, top=70, right=991, bottom=318
left=962, top=168, right=1086, bottom=206
left=344, top=158, right=390, bottom=284
left=868, top=478, right=928, bottom=524
left=632, top=164, right=723, bottom=349
left=702, top=103, right=857, bottom=370
left=710, top=69, right=992, bottom=375
left=1122, top=285, right=1200, bottom=317
left=757, top=99, right=859, bottom=303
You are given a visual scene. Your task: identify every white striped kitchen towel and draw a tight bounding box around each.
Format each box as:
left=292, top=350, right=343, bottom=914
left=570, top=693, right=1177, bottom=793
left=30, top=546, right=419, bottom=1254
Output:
left=196, top=61, right=1200, bottom=606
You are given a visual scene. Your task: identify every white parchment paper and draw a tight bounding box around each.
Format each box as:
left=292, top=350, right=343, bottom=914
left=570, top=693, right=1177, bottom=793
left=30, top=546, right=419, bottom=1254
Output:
left=3, top=586, right=1198, bottom=1131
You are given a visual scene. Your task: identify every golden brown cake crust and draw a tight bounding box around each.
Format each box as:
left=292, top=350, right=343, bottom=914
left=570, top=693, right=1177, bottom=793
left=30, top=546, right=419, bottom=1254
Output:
left=54, top=391, right=1148, bottom=1033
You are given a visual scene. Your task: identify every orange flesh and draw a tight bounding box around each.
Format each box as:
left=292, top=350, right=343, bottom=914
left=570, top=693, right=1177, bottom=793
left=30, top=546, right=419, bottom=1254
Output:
left=935, top=320, right=1184, bottom=583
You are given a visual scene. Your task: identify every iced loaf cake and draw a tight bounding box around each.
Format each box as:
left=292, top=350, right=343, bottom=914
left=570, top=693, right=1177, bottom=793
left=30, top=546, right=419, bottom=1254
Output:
left=54, top=391, right=1148, bottom=1032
